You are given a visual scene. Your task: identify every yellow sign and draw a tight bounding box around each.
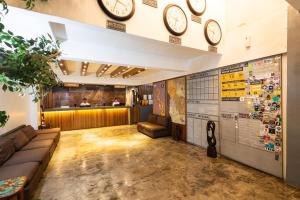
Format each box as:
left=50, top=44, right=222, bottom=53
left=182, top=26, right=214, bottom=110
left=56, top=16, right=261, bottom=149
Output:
left=221, top=66, right=246, bottom=101
left=250, top=84, right=263, bottom=96
left=221, top=72, right=245, bottom=83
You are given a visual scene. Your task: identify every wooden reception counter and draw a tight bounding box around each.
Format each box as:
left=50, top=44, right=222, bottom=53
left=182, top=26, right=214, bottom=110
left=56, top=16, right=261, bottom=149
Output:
left=42, top=107, right=130, bottom=131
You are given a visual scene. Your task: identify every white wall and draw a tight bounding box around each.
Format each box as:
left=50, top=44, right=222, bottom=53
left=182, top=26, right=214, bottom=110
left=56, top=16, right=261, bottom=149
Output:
left=0, top=90, right=39, bottom=134
left=219, top=0, right=288, bottom=66
left=1, top=0, right=289, bottom=132
left=5, top=0, right=288, bottom=86
left=154, top=0, right=289, bottom=82
left=6, top=0, right=226, bottom=53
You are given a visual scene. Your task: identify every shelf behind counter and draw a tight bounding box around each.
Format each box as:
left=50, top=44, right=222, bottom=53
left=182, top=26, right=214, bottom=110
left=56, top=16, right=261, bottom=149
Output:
left=42, top=106, right=131, bottom=131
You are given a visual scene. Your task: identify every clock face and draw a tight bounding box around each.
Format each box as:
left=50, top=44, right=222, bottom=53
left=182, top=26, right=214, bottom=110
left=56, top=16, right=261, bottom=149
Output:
left=204, top=19, right=222, bottom=46
left=187, top=0, right=206, bottom=16
left=163, top=4, right=188, bottom=36
left=98, top=0, right=135, bottom=21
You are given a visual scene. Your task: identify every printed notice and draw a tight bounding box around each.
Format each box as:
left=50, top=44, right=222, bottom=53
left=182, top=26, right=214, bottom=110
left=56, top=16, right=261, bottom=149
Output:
left=238, top=116, right=264, bottom=150
left=221, top=64, right=247, bottom=101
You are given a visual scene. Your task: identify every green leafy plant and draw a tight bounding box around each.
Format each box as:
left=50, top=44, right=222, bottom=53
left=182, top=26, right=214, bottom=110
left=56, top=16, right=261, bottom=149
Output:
left=0, top=0, right=61, bottom=128
left=0, top=0, right=37, bottom=12
left=0, top=111, right=9, bottom=128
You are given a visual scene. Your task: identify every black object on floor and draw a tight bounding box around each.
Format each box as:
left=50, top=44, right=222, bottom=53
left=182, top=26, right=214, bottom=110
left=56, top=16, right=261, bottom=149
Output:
left=173, top=124, right=181, bottom=141
left=207, top=120, right=217, bottom=158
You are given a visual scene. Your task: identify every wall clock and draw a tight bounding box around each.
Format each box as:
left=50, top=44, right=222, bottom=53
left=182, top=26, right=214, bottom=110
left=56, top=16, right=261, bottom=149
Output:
left=163, top=4, right=188, bottom=36
left=97, top=0, right=135, bottom=21
left=204, top=19, right=222, bottom=46
left=186, top=0, right=206, bottom=16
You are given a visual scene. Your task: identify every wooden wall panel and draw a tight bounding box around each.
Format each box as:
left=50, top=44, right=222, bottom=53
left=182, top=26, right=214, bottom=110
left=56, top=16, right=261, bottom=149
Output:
left=43, top=108, right=129, bottom=131
left=43, top=85, right=126, bottom=109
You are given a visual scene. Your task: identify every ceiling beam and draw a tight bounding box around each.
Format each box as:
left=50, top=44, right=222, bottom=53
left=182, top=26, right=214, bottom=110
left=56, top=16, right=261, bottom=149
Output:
left=110, top=66, right=130, bottom=78
left=58, top=60, right=69, bottom=75
left=81, top=61, right=89, bottom=76
left=96, top=64, right=111, bottom=77
left=123, top=68, right=146, bottom=78
left=286, top=0, right=300, bottom=11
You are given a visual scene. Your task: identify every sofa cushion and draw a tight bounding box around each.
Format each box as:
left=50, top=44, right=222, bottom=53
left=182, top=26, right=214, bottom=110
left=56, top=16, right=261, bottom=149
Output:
left=138, top=122, right=166, bottom=131
left=21, top=140, right=54, bottom=151
left=21, top=125, right=37, bottom=140
left=0, top=139, right=15, bottom=166
left=3, top=148, right=49, bottom=166
left=32, top=133, right=59, bottom=141
left=0, top=162, right=39, bottom=185
left=8, top=130, right=29, bottom=150
left=156, top=116, right=168, bottom=127
left=148, top=114, right=157, bottom=124
left=36, top=128, right=60, bottom=134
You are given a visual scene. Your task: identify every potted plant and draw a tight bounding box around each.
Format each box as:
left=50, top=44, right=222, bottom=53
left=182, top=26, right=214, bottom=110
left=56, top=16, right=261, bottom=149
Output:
left=0, top=0, right=61, bottom=128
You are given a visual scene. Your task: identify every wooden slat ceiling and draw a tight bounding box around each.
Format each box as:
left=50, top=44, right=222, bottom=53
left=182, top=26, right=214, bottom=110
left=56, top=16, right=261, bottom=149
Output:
left=123, top=68, right=146, bottom=78
left=110, top=66, right=130, bottom=78
left=58, top=60, right=147, bottom=78
left=58, top=60, right=69, bottom=75
left=81, top=62, right=89, bottom=76
left=96, top=64, right=111, bottom=77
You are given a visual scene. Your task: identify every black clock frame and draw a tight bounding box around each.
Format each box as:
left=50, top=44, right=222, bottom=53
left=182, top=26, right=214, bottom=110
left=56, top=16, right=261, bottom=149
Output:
left=186, top=0, right=206, bottom=16
left=97, top=0, right=135, bottom=21
left=163, top=4, right=188, bottom=36
left=204, top=19, right=222, bottom=46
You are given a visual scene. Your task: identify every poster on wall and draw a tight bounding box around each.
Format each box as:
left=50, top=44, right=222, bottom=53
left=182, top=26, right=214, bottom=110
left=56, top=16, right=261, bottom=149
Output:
left=221, top=64, right=247, bottom=101
left=153, top=81, right=166, bottom=116
left=167, top=77, right=186, bottom=125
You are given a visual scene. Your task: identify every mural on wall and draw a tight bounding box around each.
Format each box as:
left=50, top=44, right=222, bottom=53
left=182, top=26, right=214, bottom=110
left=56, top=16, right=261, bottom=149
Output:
left=167, top=77, right=186, bottom=125
left=153, top=81, right=166, bottom=116
left=43, top=85, right=126, bottom=108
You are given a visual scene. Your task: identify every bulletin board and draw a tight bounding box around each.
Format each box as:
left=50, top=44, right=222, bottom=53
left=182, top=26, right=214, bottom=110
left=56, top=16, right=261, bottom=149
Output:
left=220, top=55, right=283, bottom=178
left=187, top=69, right=220, bottom=150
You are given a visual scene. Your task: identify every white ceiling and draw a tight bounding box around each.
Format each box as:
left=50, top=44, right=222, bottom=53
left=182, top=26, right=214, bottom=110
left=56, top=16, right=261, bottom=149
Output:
left=4, top=6, right=221, bottom=85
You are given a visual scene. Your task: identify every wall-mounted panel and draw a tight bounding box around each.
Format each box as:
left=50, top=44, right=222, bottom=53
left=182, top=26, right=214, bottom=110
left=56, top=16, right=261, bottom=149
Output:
left=220, top=55, right=283, bottom=177
left=187, top=69, right=220, bottom=149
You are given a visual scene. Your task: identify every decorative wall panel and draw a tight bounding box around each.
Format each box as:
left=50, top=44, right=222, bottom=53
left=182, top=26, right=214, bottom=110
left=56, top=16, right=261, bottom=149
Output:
left=167, top=77, right=186, bottom=125
left=153, top=81, right=166, bottom=116
left=44, top=85, right=126, bottom=108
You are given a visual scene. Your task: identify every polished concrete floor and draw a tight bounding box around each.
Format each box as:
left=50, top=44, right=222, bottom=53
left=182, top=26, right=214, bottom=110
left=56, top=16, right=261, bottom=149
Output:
left=34, top=125, right=300, bottom=200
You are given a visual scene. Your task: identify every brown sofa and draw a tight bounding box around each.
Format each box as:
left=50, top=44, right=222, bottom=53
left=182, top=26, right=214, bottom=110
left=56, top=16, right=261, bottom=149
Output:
left=137, top=114, right=170, bottom=138
left=0, top=125, right=60, bottom=200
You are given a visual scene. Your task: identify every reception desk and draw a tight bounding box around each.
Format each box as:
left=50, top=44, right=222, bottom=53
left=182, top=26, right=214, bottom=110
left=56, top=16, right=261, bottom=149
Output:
left=42, top=107, right=130, bottom=131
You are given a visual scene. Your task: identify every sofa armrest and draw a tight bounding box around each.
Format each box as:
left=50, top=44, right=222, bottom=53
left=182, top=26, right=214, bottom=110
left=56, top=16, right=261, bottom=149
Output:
left=35, top=128, right=61, bottom=134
